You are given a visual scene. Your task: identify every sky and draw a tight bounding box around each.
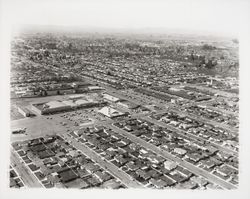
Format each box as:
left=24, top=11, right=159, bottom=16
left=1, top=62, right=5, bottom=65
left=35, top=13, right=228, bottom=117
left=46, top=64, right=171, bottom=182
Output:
left=1, top=0, right=250, bottom=37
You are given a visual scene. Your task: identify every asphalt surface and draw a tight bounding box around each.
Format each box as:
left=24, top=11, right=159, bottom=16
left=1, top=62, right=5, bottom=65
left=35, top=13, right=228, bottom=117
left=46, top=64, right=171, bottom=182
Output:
left=106, top=85, right=238, bottom=135
left=185, top=84, right=238, bottom=98
left=142, top=116, right=238, bottom=157
left=10, top=111, right=114, bottom=143
left=196, top=101, right=238, bottom=117
left=9, top=76, right=238, bottom=189
left=132, top=86, right=238, bottom=135
left=63, top=134, right=143, bottom=188
left=10, top=150, right=43, bottom=188
left=107, top=124, right=237, bottom=189
left=169, top=107, right=238, bottom=135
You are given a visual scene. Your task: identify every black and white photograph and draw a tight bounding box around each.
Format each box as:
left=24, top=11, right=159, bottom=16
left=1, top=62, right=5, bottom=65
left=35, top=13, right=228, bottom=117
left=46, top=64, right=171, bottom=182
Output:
left=0, top=0, right=250, bottom=198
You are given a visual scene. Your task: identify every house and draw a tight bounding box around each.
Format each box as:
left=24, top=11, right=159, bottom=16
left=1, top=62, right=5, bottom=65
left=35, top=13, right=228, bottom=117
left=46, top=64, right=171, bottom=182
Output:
left=185, top=153, right=203, bottom=163
left=173, top=148, right=187, bottom=156
left=101, top=179, right=122, bottom=189
left=169, top=121, right=180, bottom=126
left=216, top=165, right=233, bottom=177
left=216, top=151, right=232, bottom=161
left=136, top=169, right=151, bottom=181
left=190, top=176, right=208, bottom=187
left=164, top=160, right=177, bottom=171
left=147, top=154, right=164, bottom=164
left=178, top=180, right=198, bottom=189
left=84, top=163, right=100, bottom=173
left=175, top=166, right=193, bottom=178
left=93, top=171, right=111, bottom=183
left=86, top=176, right=101, bottom=186
left=58, top=169, right=79, bottom=183
left=149, top=178, right=166, bottom=189
left=159, top=175, right=175, bottom=186
left=199, top=159, right=215, bottom=169
left=147, top=169, right=161, bottom=178
left=139, top=148, right=149, bottom=154
left=126, top=161, right=139, bottom=171
left=114, top=155, right=128, bottom=165
left=168, top=173, right=186, bottom=183
left=124, top=125, right=133, bottom=132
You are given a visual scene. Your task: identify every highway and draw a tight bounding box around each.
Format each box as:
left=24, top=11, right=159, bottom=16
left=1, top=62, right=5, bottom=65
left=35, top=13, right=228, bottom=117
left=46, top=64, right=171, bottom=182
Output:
left=63, top=134, right=143, bottom=188
left=10, top=150, right=43, bottom=188
left=107, top=124, right=237, bottom=189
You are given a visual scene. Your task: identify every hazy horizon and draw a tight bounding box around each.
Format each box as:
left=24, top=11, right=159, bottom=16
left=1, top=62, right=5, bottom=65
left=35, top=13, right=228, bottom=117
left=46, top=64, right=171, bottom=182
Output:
left=13, top=24, right=238, bottom=41
left=3, top=0, right=249, bottom=39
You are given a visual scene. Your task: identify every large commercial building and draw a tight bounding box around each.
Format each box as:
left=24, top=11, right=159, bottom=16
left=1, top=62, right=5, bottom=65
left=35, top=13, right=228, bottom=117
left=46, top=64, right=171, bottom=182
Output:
left=31, top=101, right=71, bottom=115
left=31, top=97, right=102, bottom=115
left=98, top=106, right=125, bottom=118
left=87, top=86, right=104, bottom=92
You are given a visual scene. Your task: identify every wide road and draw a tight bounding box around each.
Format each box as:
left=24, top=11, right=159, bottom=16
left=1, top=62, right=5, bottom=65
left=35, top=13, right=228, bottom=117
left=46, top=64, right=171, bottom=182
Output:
left=194, top=101, right=238, bottom=118
left=82, top=75, right=238, bottom=133
left=169, top=107, right=238, bottom=135
left=185, top=84, right=238, bottom=98
left=63, top=134, right=143, bottom=188
left=142, top=116, right=238, bottom=157
left=107, top=124, right=237, bottom=189
left=10, top=150, right=43, bottom=188
left=129, top=86, right=238, bottom=134
left=101, top=82, right=238, bottom=135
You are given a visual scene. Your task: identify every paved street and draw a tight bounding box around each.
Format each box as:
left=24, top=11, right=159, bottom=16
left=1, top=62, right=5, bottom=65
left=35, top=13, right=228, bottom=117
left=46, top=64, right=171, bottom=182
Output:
left=10, top=150, right=43, bottom=188
left=185, top=84, right=238, bottom=98
left=63, top=134, right=143, bottom=188
left=169, top=107, right=238, bottom=135
left=8, top=26, right=240, bottom=191
left=107, top=124, right=237, bottom=189
left=102, top=84, right=238, bottom=135
left=142, top=116, right=238, bottom=157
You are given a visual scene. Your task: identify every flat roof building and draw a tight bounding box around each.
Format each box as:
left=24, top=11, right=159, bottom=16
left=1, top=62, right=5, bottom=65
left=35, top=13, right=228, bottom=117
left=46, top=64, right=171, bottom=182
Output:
left=98, top=106, right=125, bottom=118
left=62, top=100, right=77, bottom=108
left=17, top=106, right=31, bottom=117
left=31, top=101, right=71, bottom=115
left=117, top=100, right=139, bottom=109
left=103, top=93, right=120, bottom=102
